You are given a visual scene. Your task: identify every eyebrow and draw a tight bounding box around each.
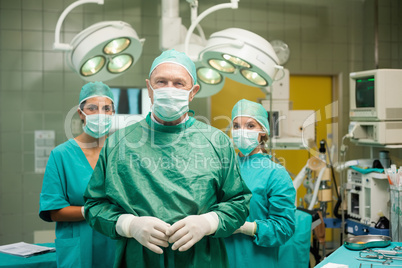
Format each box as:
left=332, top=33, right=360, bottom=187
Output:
left=153, top=75, right=190, bottom=84
left=85, top=104, right=112, bottom=108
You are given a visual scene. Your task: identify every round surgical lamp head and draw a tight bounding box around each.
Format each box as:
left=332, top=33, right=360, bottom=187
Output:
left=194, top=61, right=225, bottom=98
left=67, top=21, right=143, bottom=82
left=200, top=28, right=280, bottom=87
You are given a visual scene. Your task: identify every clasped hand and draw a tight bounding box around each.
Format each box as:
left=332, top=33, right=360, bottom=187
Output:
left=125, top=213, right=218, bottom=254
left=233, top=221, right=256, bottom=236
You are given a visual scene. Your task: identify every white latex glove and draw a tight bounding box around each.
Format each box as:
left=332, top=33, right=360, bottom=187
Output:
left=233, top=221, right=257, bottom=236
left=116, top=214, right=171, bottom=254
left=166, top=212, right=219, bottom=252
left=81, top=206, right=85, bottom=219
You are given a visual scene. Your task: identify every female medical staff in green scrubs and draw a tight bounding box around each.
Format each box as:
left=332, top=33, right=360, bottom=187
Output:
left=39, top=82, right=116, bottom=268
left=225, top=99, right=296, bottom=268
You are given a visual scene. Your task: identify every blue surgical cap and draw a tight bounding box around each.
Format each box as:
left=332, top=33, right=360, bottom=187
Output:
left=79, top=81, right=114, bottom=105
left=231, top=99, right=270, bottom=135
left=149, top=49, right=197, bottom=85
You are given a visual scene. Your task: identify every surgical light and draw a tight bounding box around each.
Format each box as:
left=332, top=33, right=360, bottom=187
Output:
left=197, top=67, right=223, bottom=85
left=208, top=59, right=235, bottom=73
left=104, top=38, right=131, bottom=54
left=67, top=21, right=142, bottom=81
left=81, top=56, right=105, bottom=76
left=164, top=0, right=282, bottom=96
left=53, top=0, right=144, bottom=82
left=107, top=54, right=133, bottom=73
left=194, top=61, right=225, bottom=98
left=241, top=69, right=266, bottom=86
left=200, top=28, right=280, bottom=87
left=222, top=54, right=250, bottom=68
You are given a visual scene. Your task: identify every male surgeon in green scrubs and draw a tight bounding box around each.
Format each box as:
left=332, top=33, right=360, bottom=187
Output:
left=84, top=49, right=251, bottom=267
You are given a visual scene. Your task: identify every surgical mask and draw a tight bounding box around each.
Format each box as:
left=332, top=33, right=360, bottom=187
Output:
left=232, top=129, right=263, bottom=156
left=150, top=85, right=193, bottom=122
left=81, top=110, right=113, bottom=138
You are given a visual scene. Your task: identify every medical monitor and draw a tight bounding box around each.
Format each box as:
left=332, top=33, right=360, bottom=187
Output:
left=109, top=87, right=151, bottom=133
left=349, top=69, right=402, bottom=121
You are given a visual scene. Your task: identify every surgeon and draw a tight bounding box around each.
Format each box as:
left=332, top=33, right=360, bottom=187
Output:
left=224, top=99, right=296, bottom=268
left=83, top=49, right=251, bottom=267
left=39, top=82, right=116, bottom=267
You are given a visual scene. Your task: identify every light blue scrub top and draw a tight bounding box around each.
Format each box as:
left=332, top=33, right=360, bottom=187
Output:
left=225, top=153, right=296, bottom=268
left=39, top=139, right=116, bottom=268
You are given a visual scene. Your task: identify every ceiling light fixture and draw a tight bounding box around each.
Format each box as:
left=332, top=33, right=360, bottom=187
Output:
left=53, top=0, right=144, bottom=82
left=199, top=28, right=280, bottom=87
left=181, top=0, right=281, bottom=90
left=161, top=0, right=281, bottom=97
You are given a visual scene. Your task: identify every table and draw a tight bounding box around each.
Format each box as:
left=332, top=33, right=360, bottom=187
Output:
left=315, top=242, right=402, bottom=268
left=314, top=242, right=402, bottom=268
left=0, top=243, right=56, bottom=268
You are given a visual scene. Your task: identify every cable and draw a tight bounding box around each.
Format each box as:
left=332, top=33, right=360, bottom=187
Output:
left=339, top=134, right=349, bottom=243
left=323, top=139, right=340, bottom=199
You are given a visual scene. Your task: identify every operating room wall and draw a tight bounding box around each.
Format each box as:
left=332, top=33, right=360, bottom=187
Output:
left=0, top=0, right=401, bottom=244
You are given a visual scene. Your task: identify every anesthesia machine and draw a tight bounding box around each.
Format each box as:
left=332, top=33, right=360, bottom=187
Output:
left=340, top=69, right=402, bottom=241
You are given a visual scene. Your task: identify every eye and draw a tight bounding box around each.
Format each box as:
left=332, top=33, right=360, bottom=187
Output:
left=86, top=105, right=97, bottom=111
left=103, top=105, right=112, bottom=112
left=174, top=82, right=185, bottom=88
left=155, top=80, right=167, bottom=87
left=247, top=123, right=255, bottom=129
left=233, top=123, right=240, bottom=129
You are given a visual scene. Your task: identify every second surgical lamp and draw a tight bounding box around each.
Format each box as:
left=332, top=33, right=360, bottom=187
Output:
left=199, top=28, right=280, bottom=88
left=54, top=0, right=144, bottom=82
left=162, top=0, right=281, bottom=97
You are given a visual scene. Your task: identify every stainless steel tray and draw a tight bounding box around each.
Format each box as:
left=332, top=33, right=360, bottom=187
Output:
left=344, top=235, right=391, bottom=250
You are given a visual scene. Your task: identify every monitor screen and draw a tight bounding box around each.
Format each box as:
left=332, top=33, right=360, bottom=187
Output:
left=110, top=87, right=143, bottom=114
left=355, top=76, right=375, bottom=108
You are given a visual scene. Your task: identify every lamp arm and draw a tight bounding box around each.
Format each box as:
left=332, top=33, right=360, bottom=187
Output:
left=54, top=0, right=104, bottom=51
left=184, top=0, right=239, bottom=55
left=190, top=0, right=198, bottom=22
left=195, top=24, right=206, bottom=43
left=188, top=1, right=206, bottom=43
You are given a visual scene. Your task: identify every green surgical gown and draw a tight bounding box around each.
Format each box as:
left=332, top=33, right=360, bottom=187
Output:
left=224, top=153, right=296, bottom=268
left=39, top=139, right=116, bottom=268
left=84, top=113, right=251, bottom=268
